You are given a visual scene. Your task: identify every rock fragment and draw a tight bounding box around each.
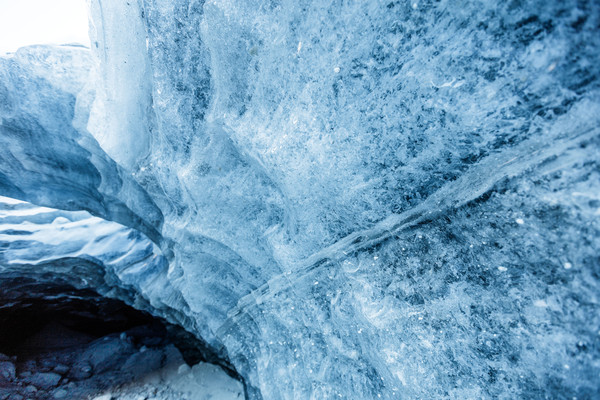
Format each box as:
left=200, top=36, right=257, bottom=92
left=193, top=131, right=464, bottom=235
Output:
left=0, top=361, right=16, bottom=382
left=26, top=371, right=62, bottom=389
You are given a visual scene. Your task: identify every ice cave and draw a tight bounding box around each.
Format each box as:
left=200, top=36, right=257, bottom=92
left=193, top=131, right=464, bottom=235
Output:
left=0, top=0, right=599, bottom=399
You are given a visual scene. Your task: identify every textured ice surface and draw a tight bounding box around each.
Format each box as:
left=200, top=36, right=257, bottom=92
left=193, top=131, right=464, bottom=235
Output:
left=0, top=196, right=176, bottom=323
left=0, top=45, right=164, bottom=245
left=1, top=0, right=600, bottom=399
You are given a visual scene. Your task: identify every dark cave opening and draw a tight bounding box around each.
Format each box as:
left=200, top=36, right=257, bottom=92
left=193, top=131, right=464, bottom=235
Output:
left=0, top=278, right=244, bottom=399
left=0, top=280, right=155, bottom=356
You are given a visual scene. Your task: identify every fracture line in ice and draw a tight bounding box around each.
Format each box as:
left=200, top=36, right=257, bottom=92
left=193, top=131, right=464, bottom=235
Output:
left=221, top=125, right=600, bottom=328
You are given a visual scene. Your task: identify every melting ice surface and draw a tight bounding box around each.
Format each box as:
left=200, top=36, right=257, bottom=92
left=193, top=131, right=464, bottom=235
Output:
left=1, top=0, right=600, bottom=399
left=0, top=195, right=169, bottom=314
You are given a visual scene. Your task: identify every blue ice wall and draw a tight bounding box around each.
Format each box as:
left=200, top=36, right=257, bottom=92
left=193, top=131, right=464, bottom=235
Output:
left=1, top=0, right=599, bottom=398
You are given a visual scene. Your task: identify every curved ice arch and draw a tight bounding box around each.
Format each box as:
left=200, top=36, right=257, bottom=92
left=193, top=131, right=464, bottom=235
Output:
left=0, top=45, right=164, bottom=247
left=0, top=195, right=171, bottom=318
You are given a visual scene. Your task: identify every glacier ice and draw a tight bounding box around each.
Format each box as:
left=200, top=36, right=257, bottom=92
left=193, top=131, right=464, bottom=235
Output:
left=1, top=0, right=600, bottom=399
left=0, top=195, right=173, bottom=328
left=0, top=45, right=164, bottom=246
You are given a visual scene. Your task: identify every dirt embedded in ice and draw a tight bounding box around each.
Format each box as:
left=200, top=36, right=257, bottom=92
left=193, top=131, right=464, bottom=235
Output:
left=0, top=321, right=243, bottom=400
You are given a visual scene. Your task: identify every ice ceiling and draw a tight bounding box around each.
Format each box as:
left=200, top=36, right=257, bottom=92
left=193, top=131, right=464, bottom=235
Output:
left=0, top=0, right=599, bottom=399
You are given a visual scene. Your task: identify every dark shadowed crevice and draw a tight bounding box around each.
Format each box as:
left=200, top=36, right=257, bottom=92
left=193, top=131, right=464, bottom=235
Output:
left=0, top=279, right=246, bottom=399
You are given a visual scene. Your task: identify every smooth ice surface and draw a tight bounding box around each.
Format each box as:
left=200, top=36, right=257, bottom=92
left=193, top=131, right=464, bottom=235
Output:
left=0, top=45, right=164, bottom=245
left=0, top=195, right=176, bottom=324
left=1, top=1, right=600, bottom=399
